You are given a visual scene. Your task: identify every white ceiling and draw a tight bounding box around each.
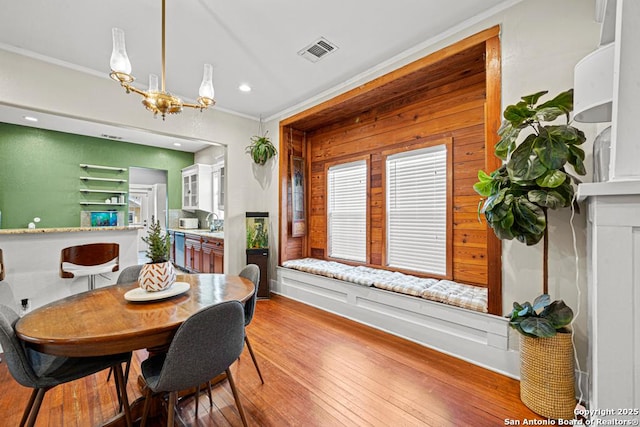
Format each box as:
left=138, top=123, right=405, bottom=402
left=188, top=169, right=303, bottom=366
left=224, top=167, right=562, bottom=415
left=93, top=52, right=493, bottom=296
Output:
left=0, top=0, right=517, bottom=151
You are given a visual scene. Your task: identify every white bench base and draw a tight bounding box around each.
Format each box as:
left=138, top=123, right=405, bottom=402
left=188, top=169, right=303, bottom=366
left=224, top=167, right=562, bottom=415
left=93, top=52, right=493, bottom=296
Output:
left=274, top=267, right=520, bottom=378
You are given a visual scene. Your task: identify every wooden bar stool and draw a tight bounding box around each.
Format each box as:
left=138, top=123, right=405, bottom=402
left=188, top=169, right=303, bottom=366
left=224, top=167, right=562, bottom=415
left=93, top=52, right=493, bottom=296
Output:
left=60, top=243, right=120, bottom=290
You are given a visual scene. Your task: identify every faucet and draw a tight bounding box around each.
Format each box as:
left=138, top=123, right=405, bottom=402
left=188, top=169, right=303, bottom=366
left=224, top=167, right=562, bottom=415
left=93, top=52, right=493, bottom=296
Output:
left=206, top=212, right=219, bottom=231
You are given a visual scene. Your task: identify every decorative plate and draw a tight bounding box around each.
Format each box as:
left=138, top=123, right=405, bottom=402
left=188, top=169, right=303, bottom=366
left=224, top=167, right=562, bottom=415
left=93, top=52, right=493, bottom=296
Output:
left=124, top=281, right=190, bottom=302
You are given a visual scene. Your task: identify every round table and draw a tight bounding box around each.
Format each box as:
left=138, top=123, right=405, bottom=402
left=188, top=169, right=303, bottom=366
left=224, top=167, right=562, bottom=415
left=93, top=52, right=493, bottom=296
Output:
left=16, top=273, right=254, bottom=357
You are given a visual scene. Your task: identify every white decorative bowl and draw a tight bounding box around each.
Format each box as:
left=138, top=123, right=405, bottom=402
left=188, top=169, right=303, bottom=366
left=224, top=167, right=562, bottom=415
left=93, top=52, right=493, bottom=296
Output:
left=138, top=261, right=177, bottom=292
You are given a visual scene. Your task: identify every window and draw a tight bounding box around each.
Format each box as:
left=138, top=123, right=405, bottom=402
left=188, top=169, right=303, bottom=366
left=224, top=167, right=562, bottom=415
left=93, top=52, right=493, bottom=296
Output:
left=386, top=145, right=447, bottom=275
left=327, top=160, right=367, bottom=262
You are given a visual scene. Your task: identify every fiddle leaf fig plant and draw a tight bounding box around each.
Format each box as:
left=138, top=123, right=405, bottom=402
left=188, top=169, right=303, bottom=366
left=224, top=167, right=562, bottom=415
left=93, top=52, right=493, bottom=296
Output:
left=473, top=89, right=586, bottom=245
left=246, top=131, right=277, bottom=165
left=507, top=294, right=574, bottom=338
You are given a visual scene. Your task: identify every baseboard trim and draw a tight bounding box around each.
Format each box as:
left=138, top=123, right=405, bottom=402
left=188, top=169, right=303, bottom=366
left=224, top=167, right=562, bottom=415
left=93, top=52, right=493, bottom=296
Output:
left=274, top=267, right=520, bottom=378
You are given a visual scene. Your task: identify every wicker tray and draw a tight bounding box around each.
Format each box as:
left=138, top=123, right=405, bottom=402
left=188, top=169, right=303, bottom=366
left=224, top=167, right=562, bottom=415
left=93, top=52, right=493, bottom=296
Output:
left=520, top=332, right=575, bottom=419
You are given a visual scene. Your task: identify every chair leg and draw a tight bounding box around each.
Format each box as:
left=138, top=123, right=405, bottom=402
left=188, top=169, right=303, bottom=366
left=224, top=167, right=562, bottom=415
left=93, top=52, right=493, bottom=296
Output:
left=107, top=360, right=130, bottom=382
left=245, top=335, right=264, bottom=384
left=167, top=391, right=177, bottom=427
left=24, top=388, right=47, bottom=427
left=19, top=388, right=40, bottom=427
left=226, top=368, right=248, bottom=427
left=206, top=380, right=213, bottom=406
left=123, top=359, right=131, bottom=385
left=140, top=387, right=153, bottom=427
left=113, top=363, right=132, bottom=427
left=194, top=385, right=200, bottom=419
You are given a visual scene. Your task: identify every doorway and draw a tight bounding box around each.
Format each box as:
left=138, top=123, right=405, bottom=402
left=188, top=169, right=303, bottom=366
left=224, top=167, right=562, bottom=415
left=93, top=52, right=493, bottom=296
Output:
left=129, top=167, right=168, bottom=261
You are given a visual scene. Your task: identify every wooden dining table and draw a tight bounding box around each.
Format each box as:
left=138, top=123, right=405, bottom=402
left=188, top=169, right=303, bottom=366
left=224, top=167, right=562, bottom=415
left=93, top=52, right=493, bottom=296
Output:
left=14, top=273, right=255, bottom=426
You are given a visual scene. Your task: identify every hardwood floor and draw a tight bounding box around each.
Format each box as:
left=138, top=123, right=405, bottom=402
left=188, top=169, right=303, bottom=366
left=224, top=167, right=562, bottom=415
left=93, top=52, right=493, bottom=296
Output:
left=0, top=295, right=541, bottom=426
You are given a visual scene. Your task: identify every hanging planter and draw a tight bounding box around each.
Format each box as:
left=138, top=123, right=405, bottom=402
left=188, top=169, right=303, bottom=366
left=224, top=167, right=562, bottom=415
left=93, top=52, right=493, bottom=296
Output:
left=246, top=131, right=277, bottom=165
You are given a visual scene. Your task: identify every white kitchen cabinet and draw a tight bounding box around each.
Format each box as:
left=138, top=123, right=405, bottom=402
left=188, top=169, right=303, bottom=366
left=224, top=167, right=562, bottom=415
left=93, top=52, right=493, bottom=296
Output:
left=181, top=164, right=213, bottom=211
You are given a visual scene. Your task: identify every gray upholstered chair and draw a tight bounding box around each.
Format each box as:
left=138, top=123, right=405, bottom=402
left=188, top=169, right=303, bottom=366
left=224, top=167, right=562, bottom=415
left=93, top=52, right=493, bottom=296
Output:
left=140, top=300, right=248, bottom=427
left=198, top=264, right=264, bottom=416
left=0, top=305, right=133, bottom=427
left=239, top=263, right=264, bottom=384
left=0, top=250, right=18, bottom=313
left=116, top=264, right=143, bottom=285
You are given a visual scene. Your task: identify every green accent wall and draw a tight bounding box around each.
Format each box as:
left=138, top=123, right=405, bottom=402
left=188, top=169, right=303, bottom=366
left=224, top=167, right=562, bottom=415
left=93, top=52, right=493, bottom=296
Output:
left=0, top=122, right=194, bottom=229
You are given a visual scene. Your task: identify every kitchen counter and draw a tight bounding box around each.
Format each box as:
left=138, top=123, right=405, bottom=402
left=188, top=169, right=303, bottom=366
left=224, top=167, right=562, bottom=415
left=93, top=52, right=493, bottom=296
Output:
left=168, top=229, right=224, bottom=239
left=0, top=226, right=142, bottom=235
left=0, top=227, right=139, bottom=309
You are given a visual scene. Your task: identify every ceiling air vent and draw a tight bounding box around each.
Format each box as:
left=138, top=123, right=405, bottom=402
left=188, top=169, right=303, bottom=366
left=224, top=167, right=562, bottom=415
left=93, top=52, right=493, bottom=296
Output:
left=298, top=37, right=339, bottom=63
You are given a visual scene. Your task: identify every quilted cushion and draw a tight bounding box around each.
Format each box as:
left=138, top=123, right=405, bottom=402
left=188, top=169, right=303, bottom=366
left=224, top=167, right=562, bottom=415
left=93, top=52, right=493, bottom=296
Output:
left=282, top=258, right=488, bottom=312
left=422, top=280, right=488, bottom=313
left=373, top=273, right=438, bottom=297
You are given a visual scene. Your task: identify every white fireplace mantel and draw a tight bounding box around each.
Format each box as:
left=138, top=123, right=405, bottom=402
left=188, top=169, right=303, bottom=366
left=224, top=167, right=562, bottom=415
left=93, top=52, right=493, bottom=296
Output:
left=578, top=180, right=640, bottom=201
left=580, top=182, right=640, bottom=417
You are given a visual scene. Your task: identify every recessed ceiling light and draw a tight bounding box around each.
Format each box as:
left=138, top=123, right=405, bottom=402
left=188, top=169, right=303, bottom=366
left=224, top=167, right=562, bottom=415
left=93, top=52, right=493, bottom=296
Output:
left=238, top=84, right=251, bottom=92
left=173, top=142, right=182, bottom=147
left=23, top=116, right=38, bottom=122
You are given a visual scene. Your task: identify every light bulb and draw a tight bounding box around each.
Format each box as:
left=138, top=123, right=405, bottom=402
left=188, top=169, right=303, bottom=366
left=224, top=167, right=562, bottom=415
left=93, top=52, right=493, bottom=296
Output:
left=148, top=74, right=159, bottom=93
left=198, top=64, right=215, bottom=100
left=110, top=28, right=132, bottom=75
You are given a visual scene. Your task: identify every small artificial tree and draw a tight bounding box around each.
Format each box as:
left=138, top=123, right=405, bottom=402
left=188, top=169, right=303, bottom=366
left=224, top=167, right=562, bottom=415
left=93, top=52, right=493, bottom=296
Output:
left=142, top=216, right=170, bottom=263
left=473, top=89, right=586, bottom=293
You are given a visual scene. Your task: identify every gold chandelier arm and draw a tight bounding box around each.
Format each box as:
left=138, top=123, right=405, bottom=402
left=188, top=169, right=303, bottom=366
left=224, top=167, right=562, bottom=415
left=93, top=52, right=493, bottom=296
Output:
left=182, top=102, right=202, bottom=109
left=184, top=98, right=216, bottom=110
left=122, top=83, right=147, bottom=97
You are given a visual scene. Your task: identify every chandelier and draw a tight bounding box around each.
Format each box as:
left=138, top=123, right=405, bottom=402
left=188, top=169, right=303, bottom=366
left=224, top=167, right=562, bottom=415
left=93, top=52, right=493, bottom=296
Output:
left=109, top=0, right=215, bottom=119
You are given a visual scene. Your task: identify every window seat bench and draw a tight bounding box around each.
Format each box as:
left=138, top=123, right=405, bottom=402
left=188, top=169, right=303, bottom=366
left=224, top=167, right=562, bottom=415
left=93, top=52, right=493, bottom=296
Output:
left=282, top=258, right=488, bottom=312
left=274, top=259, right=519, bottom=377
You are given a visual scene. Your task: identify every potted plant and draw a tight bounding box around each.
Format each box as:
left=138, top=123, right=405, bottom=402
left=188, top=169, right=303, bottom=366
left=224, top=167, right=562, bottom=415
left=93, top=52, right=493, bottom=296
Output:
left=507, top=294, right=576, bottom=420
left=246, top=131, right=277, bottom=165
left=138, top=216, right=176, bottom=292
left=474, top=90, right=585, bottom=420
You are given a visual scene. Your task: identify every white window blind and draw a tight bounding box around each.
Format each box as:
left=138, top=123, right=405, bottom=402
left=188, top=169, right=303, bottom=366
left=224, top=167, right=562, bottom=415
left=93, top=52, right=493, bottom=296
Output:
left=327, top=160, right=367, bottom=262
left=386, top=145, right=447, bottom=275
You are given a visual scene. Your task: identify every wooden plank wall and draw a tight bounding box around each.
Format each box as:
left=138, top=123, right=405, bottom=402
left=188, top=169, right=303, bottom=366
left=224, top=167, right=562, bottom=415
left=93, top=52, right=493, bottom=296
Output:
left=279, top=29, right=502, bottom=314
left=306, top=74, right=488, bottom=285
left=279, top=127, right=307, bottom=261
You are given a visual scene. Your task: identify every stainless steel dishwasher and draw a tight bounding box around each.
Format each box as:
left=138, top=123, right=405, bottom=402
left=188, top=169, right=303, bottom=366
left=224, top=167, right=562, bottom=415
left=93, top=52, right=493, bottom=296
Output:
left=174, top=232, right=185, bottom=270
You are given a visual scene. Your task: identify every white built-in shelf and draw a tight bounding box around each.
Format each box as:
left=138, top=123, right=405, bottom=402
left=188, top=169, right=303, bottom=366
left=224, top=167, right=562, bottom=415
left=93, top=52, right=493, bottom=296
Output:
left=80, top=176, right=127, bottom=183
left=80, top=164, right=127, bottom=172
left=79, top=202, right=127, bottom=206
left=80, top=189, right=128, bottom=194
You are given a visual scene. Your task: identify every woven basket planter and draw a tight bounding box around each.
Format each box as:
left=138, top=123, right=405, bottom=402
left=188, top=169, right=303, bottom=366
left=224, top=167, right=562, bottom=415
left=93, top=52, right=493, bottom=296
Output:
left=138, top=261, right=176, bottom=292
left=520, top=332, right=575, bottom=420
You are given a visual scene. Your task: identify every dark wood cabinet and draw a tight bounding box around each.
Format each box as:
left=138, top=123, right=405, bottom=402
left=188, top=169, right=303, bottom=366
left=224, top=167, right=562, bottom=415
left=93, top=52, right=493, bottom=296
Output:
left=246, top=248, right=269, bottom=298
left=202, top=237, right=224, bottom=273
left=201, top=240, right=214, bottom=273
left=184, top=234, right=224, bottom=274
left=212, top=242, right=224, bottom=273
left=184, top=237, right=202, bottom=272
